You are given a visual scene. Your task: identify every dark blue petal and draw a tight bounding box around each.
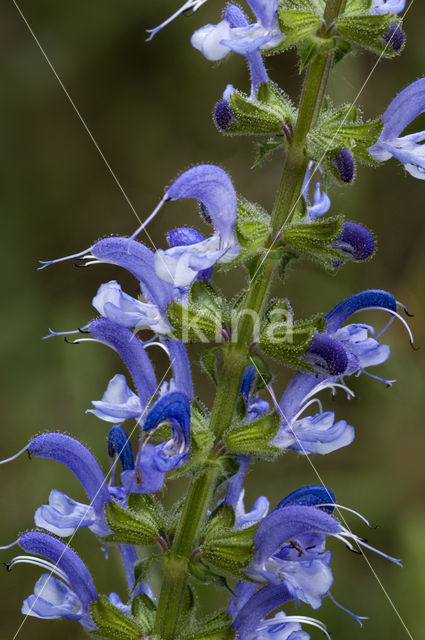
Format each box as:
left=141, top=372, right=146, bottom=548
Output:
left=89, top=318, right=157, bottom=408
left=383, top=22, right=405, bottom=52
left=28, top=433, right=110, bottom=516
left=91, top=237, right=173, bottom=311
left=143, top=391, right=191, bottom=443
left=107, top=426, right=134, bottom=471
left=277, top=486, right=336, bottom=514
left=240, top=365, right=256, bottom=402
left=304, top=334, right=349, bottom=375
left=332, top=146, right=355, bottom=183
left=334, top=222, right=375, bottom=261
left=324, top=290, right=397, bottom=334
left=214, top=99, right=235, bottom=131
left=19, top=532, right=97, bottom=613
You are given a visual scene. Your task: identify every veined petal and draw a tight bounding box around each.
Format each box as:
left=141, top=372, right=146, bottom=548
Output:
left=232, top=583, right=293, bottom=638
left=34, top=490, right=109, bottom=538
left=88, top=374, right=142, bottom=423
left=22, top=574, right=83, bottom=622
left=121, top=443, right=165, bottom=494
left=371, top=0, right=406, bottom=14
left=273, top=412, right=355, bottom=455
left=191, top=21, right=233, bottom=60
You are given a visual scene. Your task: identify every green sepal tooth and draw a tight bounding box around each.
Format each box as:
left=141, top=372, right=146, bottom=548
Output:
left=104, top=498, right=161, bottom=545
left=127, top=493, right=165, bottom=530
left=344, top=0, right=373, bottom=15
left=91, top=595, right=142, bottom=640
left=130, top=593, right=156, bottom=634
left=229, top=92, right=284, bottom=135
left=178, top=610, right=236, bottom=640
left=252, top=138, right=284, bottom=168
left=236, top=197, right=271, bottom=251
left=225, top=412, right=281, bottom=457
left=167, top=300, right=222, bottom=343
left=256, top=82, right=295, bottom=123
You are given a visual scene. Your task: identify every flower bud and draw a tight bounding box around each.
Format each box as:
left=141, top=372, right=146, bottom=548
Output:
left=214, top=98, right=235, bottom=131
left=334, top=221, right=375, bottom=261
left=331, top=146, right=355, bottom=183
left=383, top=22, right=405, bottom=52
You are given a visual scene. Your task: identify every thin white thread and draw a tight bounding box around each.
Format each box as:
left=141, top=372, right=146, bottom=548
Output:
left=250, top=0, right=415, bottom=284
left=11, top=0, right=177, bottom=285
left=249, top=356, right=414, bottom=640
left=10, top=359, right=175, bottom=640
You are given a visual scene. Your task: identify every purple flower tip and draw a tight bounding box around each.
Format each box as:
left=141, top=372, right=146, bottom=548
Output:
left=304, top=333, right=349, bottom=376
left=332, top=146, right=355, bottom=183
left=383, top=22, right=404, bottom=52
left=108, top=425, right=134, bottom=471
left=214, top=99, right=235, bottom=131
left=335, top=222, right=375, bottom=261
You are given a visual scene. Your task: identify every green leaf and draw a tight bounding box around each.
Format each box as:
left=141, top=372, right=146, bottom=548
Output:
left=179, top=611, right=235, bottom=640
left=131, top=593, right=156, bottom=633
left=225, top=412, right=280, bottom=457
left=91, top=596, right=142, bottom=640
left=105, top=500, right=160, bottom=545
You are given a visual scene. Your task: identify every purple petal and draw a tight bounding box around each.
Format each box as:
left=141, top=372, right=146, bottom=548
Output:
left=371, top=0, right=406, bottom=15
left=166, top=165, right=237, bottom=244
left=324, top=290, right=397, bottom=334
left=304, top=334, right=349, bottom=376
left=279, top=373, right=327, bottom=424
left=253, top=505, right=342, bottom=566
left=161, top=339, right=194, bottom=399
left=91, top=237, right=174, bottom=311
left=246, top=0, right=278, bottom=28
left=167, top=228, right=212, bottom=281
left=28, top=433, right=109, bottom=516
left=143, top=390, right=190, bottom=443
left=89, top=318, right=157, bottom=408
left=19, top=532, right=97, bottom=613
left=121, top=443, right=165, bottom=494
left=334, top=222, right=375, bottom=261
left=374, top=77, right=425, bottom=144
left=232, top=583, right=293, bottom=637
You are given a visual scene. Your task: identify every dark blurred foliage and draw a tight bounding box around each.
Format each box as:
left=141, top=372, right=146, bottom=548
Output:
left=1, top=1, right=424, bottom=639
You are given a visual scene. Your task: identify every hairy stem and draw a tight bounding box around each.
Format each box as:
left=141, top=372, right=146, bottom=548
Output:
left=152, top=2, right=347, bottom=637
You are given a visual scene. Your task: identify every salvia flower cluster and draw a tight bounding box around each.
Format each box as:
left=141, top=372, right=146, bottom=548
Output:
left=3, top=0, right=422, bottom=639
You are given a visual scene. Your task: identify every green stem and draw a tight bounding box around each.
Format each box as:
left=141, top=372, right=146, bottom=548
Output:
left=153, top=2, right=348, bottom=637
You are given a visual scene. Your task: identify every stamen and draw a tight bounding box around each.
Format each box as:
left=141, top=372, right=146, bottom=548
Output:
left=146, top=0, right=208, bottom=41
left=292, top=397, right=324, bottom=423
left=318, top=503, right=371, bottom=527
left=258, top=614, right=331, bottom=640
left=128, top=195, right=168, bottom=244
left=43, top=328, right=81, bottom=340
left=38, top=247, right=92, bottom=271
left=398, top=301, right=414, bottom=318
left=359, top=368, right=396, bottom=387
left=368, top=306, right=415, bottom=346
left=328, top=592, right=367, bottom=626
left=338, top=530, right=402, bottom=566
left=7, top=556, right=70, bottom=585
left=0, top=444, right=29, bottom=466
left=143, top=341, right=170, bottom=357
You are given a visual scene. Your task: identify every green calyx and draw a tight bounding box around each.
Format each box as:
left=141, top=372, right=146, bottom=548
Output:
left=105, top=494, right=165, bottom=545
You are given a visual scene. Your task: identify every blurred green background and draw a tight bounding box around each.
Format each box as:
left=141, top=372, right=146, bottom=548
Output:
left=1, top=1, right=425, bottom=638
